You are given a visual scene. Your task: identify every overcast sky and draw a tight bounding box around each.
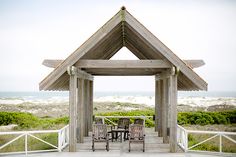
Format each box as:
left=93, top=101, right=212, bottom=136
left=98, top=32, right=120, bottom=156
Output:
left=0, top=0, right=235, bottom=92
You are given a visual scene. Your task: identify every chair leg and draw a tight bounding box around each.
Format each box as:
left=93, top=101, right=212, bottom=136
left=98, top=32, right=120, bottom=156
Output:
left=111, top=132, right=114, bottom=142
left=92, top=140, right=95, bottom=152
left=143, top=141, right=145, bottom=152
left=106, top=140, right=109, bottom=151
left=116, top=132, right=118, bottom=141
left=129, top=141, right=131, bottom=152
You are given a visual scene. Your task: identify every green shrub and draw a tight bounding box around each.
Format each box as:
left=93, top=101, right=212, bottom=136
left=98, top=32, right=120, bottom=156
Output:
left=0, top=112, right=69, bottom=129
left=0, top=112, right=39, bottom=128
left=177, top=111, right=235, bottom=125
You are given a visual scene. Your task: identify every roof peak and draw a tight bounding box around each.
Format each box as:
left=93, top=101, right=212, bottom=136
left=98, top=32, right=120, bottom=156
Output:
left=121, top=6, right=126, bottom=10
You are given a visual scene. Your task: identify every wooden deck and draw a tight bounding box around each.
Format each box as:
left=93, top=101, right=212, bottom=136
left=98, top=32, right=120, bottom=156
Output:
left=64, top=128, right=180, bottom=153
left=12, top=128, right=219, bottom=157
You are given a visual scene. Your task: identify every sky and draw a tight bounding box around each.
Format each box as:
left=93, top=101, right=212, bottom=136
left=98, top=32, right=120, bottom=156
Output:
left=0, top=0, right=236, bottom=92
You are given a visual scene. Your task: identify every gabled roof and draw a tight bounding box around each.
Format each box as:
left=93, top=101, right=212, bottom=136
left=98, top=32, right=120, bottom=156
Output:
left=39, top=7, right=207, bottom=91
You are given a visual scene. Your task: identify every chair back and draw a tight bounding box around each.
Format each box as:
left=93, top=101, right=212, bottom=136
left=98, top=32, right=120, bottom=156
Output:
left=93, top=124, right=107, bottom=139
left=117, top=118, right=130, bottom=130
left=134, top=119, right=144, bottom=125
left=129, top=124, right=144, bottom=139
left=95, top=118, right=103, bottom=124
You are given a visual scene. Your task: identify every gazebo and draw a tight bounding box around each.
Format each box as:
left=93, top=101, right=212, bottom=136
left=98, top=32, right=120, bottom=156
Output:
left=39, top=7, right=207, bottom=153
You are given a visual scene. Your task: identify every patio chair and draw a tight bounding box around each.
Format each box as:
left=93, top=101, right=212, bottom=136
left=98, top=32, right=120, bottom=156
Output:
left=134, top=118, right=144, bottom=125
left=92, top=124, right=109, bottom=151
left=128, top=124, right=145, bottom=152
left=94, top=118, right=103, bottom=124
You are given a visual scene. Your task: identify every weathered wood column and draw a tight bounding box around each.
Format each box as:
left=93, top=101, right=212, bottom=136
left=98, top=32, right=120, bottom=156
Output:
left=75, top=69, right=93, bottom=142
left=77, top=78, right=84, bottom=143
left=88, top=80, right=93, bottom=131
left=155, top=75, right=163, bottom=137
left=157, top=80, right=163, bottom=136
left=86, top=80, right=90, bottom=135
left=162, top=78, right=169, bottom=144
left=154, top=78, right=158, bottom=132
left=169, top=67, right=178, bottom=152
left=68, top=66, right=77, bottom=152
left=167, top=77, right=171, bottom=143
left=83, top=80, right=89, bottom=137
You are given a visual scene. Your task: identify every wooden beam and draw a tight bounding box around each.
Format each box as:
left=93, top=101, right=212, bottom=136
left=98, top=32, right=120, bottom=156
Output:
left=183, top=60, right=205, bottom=69
left=77, top=78, right=84, bottom=143
left=42, top=59, right=63, bottom=68
left=76, top=60, right=171, bottom=69
left=42, top=59, right=205, bottom=69
left=84, top=68, right=163, bottom=76
left=169, top=73, right=178, bottom=152
left=68, top=67, right=77, bottom=152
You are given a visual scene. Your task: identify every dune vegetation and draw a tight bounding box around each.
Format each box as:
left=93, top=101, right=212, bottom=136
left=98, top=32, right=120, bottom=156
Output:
left=0, top=108, right=235, bottom=153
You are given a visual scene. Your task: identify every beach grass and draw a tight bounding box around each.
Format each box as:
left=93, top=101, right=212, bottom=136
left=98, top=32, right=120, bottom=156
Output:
left=188, top=133, right=236, bottom=153
left=0, top=133, right=58, bottom=153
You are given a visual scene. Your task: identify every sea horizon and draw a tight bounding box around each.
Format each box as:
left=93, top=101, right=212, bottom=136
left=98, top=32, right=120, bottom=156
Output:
left=0, top=91, right=236, bottom=98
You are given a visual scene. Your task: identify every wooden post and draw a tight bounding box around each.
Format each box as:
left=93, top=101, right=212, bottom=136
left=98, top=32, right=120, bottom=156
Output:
left=89, top=81, right=93, bottom=131
left=155, top=79, right=158, bottom=132
left=83, top=80, right=89, bottom=137
left=155, top=76, right=162, bottom=136
left=77, top=78, right=84, bottom=143
left=162, top=78, right=169, bottom=144
left=86, top=80, right=90, bottom=133
left=87, top=81, right=91, bottom=132
left=68, top=66, right=77, bottom=151
left=169, top=72, right=178, bottom=152
left=157, top=80, right=163, bottom=136
left=167, top=78, right=171, bottom=143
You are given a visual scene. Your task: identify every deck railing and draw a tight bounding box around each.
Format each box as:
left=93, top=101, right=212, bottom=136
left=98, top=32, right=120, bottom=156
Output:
left=0, top=125, right=69, bottom=155
left=2, top=120, right=235, bottom=155
left=95, top=115, right=153, bottom=126
left=177, top=125, right=236, bottom=154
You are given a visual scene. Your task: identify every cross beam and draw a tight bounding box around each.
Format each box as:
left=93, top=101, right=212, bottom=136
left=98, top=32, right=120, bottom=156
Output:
left=75, top=60, right=171, bottom=69
left=43, top=59, right=205, bottom=69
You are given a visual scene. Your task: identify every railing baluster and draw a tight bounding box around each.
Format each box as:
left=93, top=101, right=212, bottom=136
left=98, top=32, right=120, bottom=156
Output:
left=25, top=133, right=28, bottom=155
left=58, top=130, right=61, bottom=152
left=219, top=133, right=222, bottom=153
left=185, top=131, right=188, bottom=152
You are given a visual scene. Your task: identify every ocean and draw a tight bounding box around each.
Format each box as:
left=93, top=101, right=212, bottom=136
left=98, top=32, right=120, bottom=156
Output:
left=0, top=91, right=236, bottom=99
left=0, top=91, right=236, bottom=107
